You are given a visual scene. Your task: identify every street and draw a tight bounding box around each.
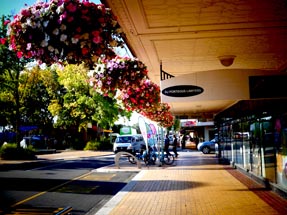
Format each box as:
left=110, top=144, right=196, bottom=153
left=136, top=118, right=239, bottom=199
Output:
left=0, top=153, right=137, bottom=215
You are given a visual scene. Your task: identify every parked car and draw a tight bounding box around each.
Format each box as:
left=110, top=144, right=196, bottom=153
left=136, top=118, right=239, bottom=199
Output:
left=113, top=134, right=145, bottom=154
left=197, top=138, right=218, bottom=154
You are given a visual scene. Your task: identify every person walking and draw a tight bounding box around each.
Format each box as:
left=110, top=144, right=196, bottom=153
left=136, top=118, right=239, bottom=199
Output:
left=164, top=134, right=171, bottom=156
left=172, top=134, right=179, bottom=157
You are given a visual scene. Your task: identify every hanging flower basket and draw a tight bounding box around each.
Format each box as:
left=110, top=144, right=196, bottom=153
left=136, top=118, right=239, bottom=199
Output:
left=8, top=0, right=124, bottom=66
left=121, top=79, right=161, bottom=111
left=140, top=103, right=174, bottom=127
left=89, top=57, right=149, bottom=97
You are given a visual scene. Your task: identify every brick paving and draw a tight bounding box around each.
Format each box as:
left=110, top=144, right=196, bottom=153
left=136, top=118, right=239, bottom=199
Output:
left=97, top=151, right=287, bottom=215
left=2, top=149, right=287, bottom=214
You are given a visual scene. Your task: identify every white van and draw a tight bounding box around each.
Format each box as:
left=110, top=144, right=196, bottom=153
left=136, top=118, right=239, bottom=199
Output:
left=113, top=134, right=145, bottom=154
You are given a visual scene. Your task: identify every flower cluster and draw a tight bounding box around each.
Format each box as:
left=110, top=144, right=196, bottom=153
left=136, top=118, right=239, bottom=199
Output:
left=121, top=79, right=161, bottom=111
left=89, top=57, right=148, bottom=96
left=88, top=57, right=174, bottom=127
left=0, top=19, right=10, bottom=46
left=140, top=103, right=174, bottom=127
left=8, top=0, right=124, bottom=66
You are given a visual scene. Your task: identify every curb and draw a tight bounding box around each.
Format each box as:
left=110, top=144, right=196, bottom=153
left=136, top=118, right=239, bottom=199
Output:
left=93, top=170, right=145, bottom=215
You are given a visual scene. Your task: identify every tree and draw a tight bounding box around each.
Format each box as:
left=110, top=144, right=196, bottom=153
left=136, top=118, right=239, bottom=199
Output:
left=48, top=63, right=130, bottom=132
left=19, top=66, right=54, bottom=127
left=0, top=15, right=32, bottom=144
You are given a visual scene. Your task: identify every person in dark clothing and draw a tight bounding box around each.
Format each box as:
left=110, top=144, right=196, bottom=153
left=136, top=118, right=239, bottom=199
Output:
left=181, top=134, right=186, bottom=149
left=164, top=134, right=171, bottom=156
left=172, top=134, right=179, bottom=157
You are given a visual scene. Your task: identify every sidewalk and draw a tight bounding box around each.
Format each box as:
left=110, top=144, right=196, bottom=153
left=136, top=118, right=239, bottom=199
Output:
left=2, top=150, right=287, bottom=215
left=95, top=150, right=287, bottom=215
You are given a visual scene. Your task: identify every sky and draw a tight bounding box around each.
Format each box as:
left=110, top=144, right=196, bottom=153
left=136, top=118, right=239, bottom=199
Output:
left=0, top=0, right=102, bottom=17
left=0, top=0, right=37, bottom=16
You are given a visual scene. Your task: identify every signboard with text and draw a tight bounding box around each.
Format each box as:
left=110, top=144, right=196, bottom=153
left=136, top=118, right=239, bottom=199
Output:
left=162, top=85, right=203, bottom=97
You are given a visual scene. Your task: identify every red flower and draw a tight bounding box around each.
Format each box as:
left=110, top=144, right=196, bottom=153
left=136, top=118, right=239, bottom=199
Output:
left=130, top=98, right=136, bottom=103
left=93, top=35, right=102, bottom=44
left=16, top=51, right=23, bottom=58
left=67, top=2, right=77, bottom=12
left=82, top=47, right=89, bottom=55
left=0, top=38, right=6, bottom=45
left=4, top=20, right=10, bottom=25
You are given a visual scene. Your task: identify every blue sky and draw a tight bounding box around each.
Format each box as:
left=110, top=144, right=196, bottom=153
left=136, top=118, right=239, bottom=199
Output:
left=0, top=0, right=38, bottom=16
left=0, top=0, right=102, bottom=17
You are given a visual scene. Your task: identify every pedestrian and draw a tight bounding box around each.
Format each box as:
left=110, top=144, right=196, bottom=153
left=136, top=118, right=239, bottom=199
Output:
left=181, top=134, right=186, bottom=149
left=164, top=134, right=171, bottom=156
left=172, top=134, right=179, bottom=157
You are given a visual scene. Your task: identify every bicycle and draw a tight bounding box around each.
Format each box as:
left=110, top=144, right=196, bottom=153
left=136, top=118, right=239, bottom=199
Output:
left=127, top=151, right=145, bottom=164
left=128, top=145, right=175, bottom=166
left=127, top=148, right=156, bottom=165
left=142, top=145, right=175, bottom=165
left=149, top=148, right=175, bottom=165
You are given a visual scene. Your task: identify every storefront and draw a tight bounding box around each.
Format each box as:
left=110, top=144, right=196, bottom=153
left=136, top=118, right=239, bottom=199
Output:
left=215, top=99, right=287, bottom=195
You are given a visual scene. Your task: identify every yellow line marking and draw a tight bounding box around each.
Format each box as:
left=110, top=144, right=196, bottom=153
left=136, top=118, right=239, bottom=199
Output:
left=12, top=171, right=92, bottom=207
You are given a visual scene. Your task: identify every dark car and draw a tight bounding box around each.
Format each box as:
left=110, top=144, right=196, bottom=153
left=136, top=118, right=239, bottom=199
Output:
left=197, top=138, right=218, bottom=154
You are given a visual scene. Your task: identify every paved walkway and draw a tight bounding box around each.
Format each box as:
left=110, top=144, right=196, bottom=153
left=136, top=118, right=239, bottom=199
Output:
left=2, top=149, right=287, bottom=215
left=95, top=150, right=287, bottom=215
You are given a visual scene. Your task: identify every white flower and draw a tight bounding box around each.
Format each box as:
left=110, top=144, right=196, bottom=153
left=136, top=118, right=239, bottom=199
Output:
left=87, top=71, right=95, bottom=78
left=21, top=23, right=27, bottom=33
left=71, top=37, right=79, bottom=44
left=39, top=7, right=48, bottom=15
left=48, top=45, right=54, bottom=52
left=26, top=18, right=32, bottom=26
left=36, top=21, right=41, bottom=28
left=45, top=33, right=50, bottom=41
left=41, top=40, right=48, bottom=47
left=95, top=64, right=105, bottom=74
left=60, top=24, right=66, bottom=31
left=60, top=34, right=67, bottom=42
left=52, top=28, right=59, bottom=35
left=56, top=4, right=65, bottom=14
left=43, top=20, right=49, bottom=27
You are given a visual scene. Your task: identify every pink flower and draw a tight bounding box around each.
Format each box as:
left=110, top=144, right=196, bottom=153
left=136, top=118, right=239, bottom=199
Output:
left=4, top=20, right=10, bottom=25
left=16, top=51, right=23, bottom=58
left=93, top=35, right=102, bottom=44
left=130, top=98, right=136, bottom=103
left=66, top=2, right=77, bottom=12
left=67, top=16, right=74, bottom=22
left=0, top=38, right=6, bottom=45
left=82, top=9, right=89, bottom=15
left=21, top=9, right=31, bottom=17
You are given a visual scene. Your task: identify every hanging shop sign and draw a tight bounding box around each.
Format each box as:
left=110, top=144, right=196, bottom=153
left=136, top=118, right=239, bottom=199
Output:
left=181, top=120, right=198, bottom=127
left=162, top=85, right=204, bottom=97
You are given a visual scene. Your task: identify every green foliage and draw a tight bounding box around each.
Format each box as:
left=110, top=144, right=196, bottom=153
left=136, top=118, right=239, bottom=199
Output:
left=84, top=136, right=112, bottom=151
left=84, top=140, right=101, bottom=151
left=49, top=63, right=129, bottom=131
left=167, top=118, right=181, bottom=132
left=0, top=15, right=33, bottom=143
left=0, top=143, right=36, bottom=160
left=19, top=67, right=54, bottom=126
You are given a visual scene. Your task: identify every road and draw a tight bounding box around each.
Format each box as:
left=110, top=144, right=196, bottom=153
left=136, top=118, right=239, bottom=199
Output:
left=0, top=152, right=137, bottom=215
